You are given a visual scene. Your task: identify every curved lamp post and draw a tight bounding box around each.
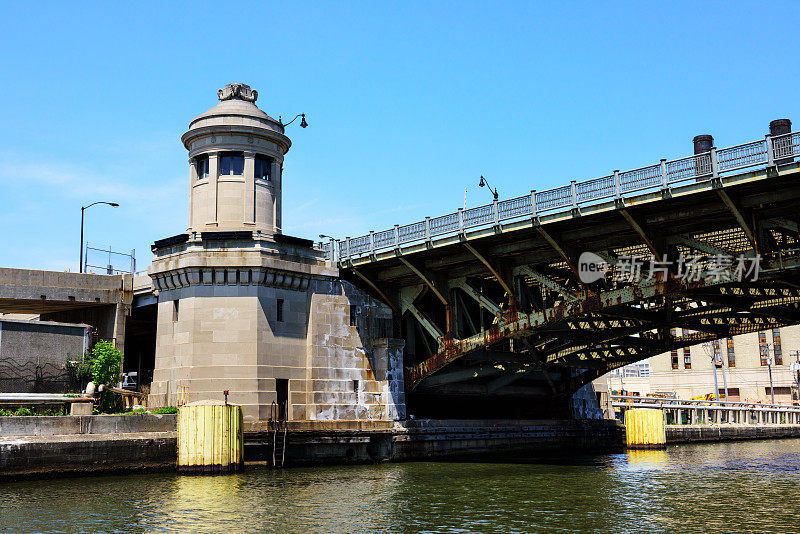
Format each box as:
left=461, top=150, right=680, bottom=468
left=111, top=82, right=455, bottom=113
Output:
left=478, top=175, right=499, bottom=202
left=279, top=113, right=308, bottom=129
left=80, top=202, right=119, bottom=273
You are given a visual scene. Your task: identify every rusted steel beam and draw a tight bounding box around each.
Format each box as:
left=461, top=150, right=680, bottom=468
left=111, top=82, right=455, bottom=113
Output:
left=666, top=234, right=733, bottom=258
left=716, top=189, right=759, bottom=254
left=405, top=303, right=444, bottom=342
left=515, top=265, right=579, bottom=302
left=462, top=242, right=515, bottom=297
left=405, top=262, right=800, bottom=389
left=486, top=367, right=535, bottom=393
left=450, top=278, right=503, bottom=316
left=419, top=363, right=527, bottom=387
left=406, top=276, right=688, bottom=389
left=534, top=225, right=583, bottom=284
left=619, top=208, right=663, bottom=263
left=397, top=255, right=449, bottom=305
left=350, top=268, right=398, bottom=313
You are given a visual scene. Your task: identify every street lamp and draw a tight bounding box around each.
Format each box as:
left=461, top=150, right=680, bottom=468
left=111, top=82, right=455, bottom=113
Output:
left=279, top=114, right=308, bottom=128
left=478, top=175, right=499, bottom=202
left=319, top=234, right=336, bottom=261
left=80, top=202, right=119, bottom=273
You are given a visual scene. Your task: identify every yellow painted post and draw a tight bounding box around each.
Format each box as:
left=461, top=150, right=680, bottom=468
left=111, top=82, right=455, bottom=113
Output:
left=177, top=400, right=244, bottom=474
left=625, top=408, right=666, bottom=449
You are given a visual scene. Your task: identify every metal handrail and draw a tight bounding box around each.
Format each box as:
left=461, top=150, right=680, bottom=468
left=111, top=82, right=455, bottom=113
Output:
left=325, top=130, right=799, bottom=262
left=610, top=395, right=800, bottom=412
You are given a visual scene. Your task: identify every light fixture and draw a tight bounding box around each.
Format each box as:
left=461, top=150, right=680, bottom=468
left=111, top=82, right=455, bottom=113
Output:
left=279, top=113, right=308, bottom=129
left=478, top=175, right=499, bottom=201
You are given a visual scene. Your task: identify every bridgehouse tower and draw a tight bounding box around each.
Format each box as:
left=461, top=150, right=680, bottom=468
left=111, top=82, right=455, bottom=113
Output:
left=148, top=84, right=406, bottom=422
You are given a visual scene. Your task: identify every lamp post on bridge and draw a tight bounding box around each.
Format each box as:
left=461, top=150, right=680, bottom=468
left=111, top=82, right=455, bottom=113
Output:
left=319, top=234, right=336, bottom=261
left=80, top=202, right=119, bottom=273
left=478, top=175, right=499, bottom=202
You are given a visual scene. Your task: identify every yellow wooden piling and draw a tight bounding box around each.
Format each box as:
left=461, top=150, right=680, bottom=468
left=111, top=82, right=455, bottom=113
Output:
left=177, top=400, right=243, bottom=473
left=625, top=408, right=666, bottom=449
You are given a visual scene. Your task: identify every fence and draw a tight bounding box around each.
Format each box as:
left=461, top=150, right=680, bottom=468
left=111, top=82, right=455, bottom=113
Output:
left=84, top=244, right=136, bottom=274
left=611, top=395, right=800, bottom=425
left=319, top=130, right=800, bottom=262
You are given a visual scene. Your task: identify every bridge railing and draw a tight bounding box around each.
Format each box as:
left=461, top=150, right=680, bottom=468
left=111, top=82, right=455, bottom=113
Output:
left=323, top=130, right=799, bottom=262
left=610, top=394, right=800, bottom=425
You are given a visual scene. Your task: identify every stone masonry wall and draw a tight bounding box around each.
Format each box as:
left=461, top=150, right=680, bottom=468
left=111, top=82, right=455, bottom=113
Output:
left=149, top=276, right=405, bottom=422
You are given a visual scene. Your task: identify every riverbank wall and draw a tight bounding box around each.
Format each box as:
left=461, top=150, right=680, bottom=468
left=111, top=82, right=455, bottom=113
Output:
left=1, top=416, right=623, bottom=479
left=666, top=424, right=800, bottom=443
left=245, top=418, right=625, bottom=465
left=0, top=414, right=177, bottom=480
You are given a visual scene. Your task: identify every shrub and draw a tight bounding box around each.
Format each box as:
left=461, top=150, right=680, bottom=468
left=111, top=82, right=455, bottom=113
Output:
left=153, top=406, right=178, bottom=414
left=91, top=340, right=123, bottom=388
left=14, top=407, right=33, bottom=416
left=89, top=341, right=124, bottom=413
left=0, top=408, right=12, bottom=417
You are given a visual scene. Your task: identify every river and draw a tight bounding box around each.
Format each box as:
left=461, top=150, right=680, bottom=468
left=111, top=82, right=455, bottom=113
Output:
left=2, top=439, right=799, bottom=533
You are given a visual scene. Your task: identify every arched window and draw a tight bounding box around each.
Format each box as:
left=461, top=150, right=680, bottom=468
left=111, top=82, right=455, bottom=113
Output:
left=220, top=152, right=244, bottom=175
left=254, top=155, right=272, bottom=180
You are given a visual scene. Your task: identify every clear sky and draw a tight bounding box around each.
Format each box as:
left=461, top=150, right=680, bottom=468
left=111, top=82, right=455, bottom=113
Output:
left=1, top=1, right=798, bottom=272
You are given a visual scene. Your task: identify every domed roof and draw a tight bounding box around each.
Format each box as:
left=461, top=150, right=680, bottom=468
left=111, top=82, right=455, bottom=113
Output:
left=187, top=83, right=283, bottom=133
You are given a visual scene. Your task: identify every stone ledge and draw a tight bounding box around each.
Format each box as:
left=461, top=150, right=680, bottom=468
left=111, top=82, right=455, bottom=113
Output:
left=666, top=424, right=800, bottom=443
left=0, top=414, right=177, bottom=437
left=0, top=432, right=176, bottom=480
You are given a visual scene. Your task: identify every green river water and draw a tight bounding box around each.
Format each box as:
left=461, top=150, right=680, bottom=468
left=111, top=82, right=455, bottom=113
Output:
left=2, top=439, right=799, bottom=533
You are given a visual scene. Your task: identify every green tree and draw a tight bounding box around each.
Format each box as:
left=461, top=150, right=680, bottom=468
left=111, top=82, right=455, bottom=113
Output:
left=90, top=340, right=123, bottom=413
left=91, top=340, right=122, bottom=387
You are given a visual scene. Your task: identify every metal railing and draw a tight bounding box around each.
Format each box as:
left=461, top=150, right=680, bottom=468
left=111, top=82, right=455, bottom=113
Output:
left=611, top=394, right=800, bottom=425
left=318, top=131, right=799, bottom=262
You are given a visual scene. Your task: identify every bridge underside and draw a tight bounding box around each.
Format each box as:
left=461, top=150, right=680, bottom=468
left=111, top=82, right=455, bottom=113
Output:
left=343, top=164, right=800, bottom=418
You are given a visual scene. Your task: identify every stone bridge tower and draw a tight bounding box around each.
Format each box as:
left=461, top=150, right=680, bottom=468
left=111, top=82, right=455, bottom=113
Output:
left=148, top=84, right=405, bottom=421
left=182, top=83, right=287, bottom=235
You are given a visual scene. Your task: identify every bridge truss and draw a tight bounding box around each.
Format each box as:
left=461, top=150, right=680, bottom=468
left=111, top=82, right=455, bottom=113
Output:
left=336, top=135, right=800, bottom=415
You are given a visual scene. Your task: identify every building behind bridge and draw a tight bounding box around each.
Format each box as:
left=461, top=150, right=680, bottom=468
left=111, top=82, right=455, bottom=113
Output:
left=599, top=326, right=800, bottom=403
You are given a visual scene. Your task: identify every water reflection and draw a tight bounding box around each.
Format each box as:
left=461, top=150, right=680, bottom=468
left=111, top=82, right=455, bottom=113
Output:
left=626, top=448, right=669, bottom=468
left=1, top=439, right=799, bottom=533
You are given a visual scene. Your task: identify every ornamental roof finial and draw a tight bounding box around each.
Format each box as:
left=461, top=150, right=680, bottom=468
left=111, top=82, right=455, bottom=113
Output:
left=217, top=83, right=258, bottom=103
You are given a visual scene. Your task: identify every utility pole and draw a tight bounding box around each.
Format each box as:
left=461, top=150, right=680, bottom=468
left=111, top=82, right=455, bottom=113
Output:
left=703, top=342, right=720, bottom=401
left=767, top=356, right=775, bottom=404
left=790, top=351, right=800, bottom=404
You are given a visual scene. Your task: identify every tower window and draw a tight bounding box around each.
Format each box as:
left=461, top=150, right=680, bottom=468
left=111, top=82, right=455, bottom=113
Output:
left=254, top=155, right=272, bottom=180
left=195, top=155, right=209, bottom=178
left=220, top=152, right=244, bottom=175
left=277, top=299, right=284, bottom=322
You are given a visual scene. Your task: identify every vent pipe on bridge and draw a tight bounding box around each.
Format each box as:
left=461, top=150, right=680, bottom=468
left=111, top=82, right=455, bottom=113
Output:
left=770, top=118, right=793, bottom=165
left=693, top=134, right=714, bottom=182
left=769, top=118, right=792, bottom=136
left=693, top=134, right=714, bottom=155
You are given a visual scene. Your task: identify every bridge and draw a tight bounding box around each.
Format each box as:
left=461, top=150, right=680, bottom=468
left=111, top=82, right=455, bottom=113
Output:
left=325, top=128, right=800, bottom=417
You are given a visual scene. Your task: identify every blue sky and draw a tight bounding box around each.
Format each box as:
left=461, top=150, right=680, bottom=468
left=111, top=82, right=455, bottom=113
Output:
left=1, top=1, right=798, bottom=272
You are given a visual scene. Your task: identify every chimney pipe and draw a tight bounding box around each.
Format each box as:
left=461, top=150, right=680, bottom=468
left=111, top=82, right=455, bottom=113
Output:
left=693, top=134, right=714, bottom=155
left=693, top=134, right=714, bottom=181
left=770, top=118, right=793, bottom=165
